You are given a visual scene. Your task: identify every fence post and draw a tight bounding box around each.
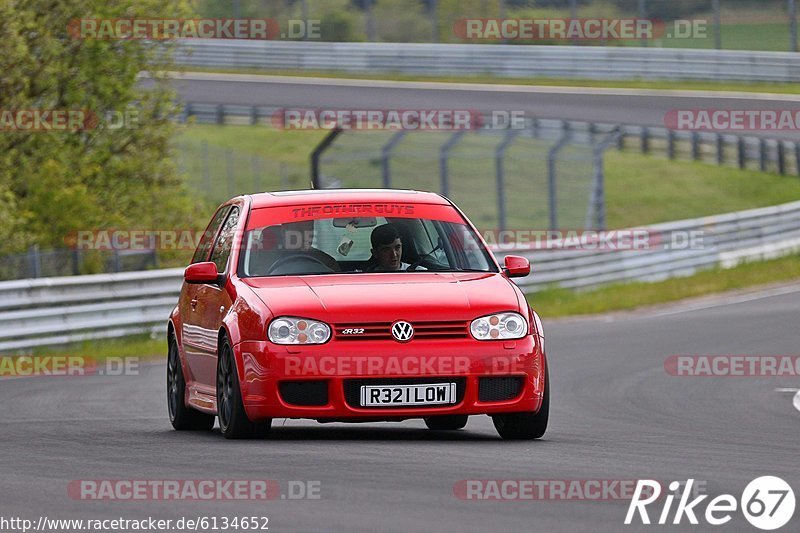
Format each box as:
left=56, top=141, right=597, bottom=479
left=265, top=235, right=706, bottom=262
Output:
left=216, top=104, right=224, bottom=125
left=365, top=0, right=376, bottom=42
left=712, top=0, right=722, bottom=49
left=617, top=127, right=625, bottom=151
left=112, top=249, right=121, bottom=273
left=586, top=127, right=619, bottom=230
left=667, top=130, right=675, bottom=159
left=638, top=0, right=647, bottom=48
left=716, top=134, right=724, bottom=165
left=430, top=0, right=439, bottom=42
left=778, top=142, right=786, bottom=175
left=796, top=142, right=800, bottom=177
left=790, top=0, right=798, bottom=52
left=547, top=123, right=572, bottom=230
left=250, top=106, right=258, bottom=126
left=691, top=132, right=700, bottom=161
left=569, top=0, right=578, bottom=46
left=72, top=248, right=81, bottom=276
left=495, top=129, right=520, bottom=232
left=759, top=138, right=768, bottom=172
left=439, top=131, right=466, bottom=198
left=380, top=131, right=408, bottom=188
left=310, top=127, right=343, bottom=189
left=640, top=126, right=649, bottom=154
left=738, top=137, right=746, bottom=169
left=28, top=245, right=41, bottom=279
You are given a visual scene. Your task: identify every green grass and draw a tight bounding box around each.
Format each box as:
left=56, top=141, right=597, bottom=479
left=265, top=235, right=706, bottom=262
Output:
left=182, top=67, right=800, bottom=96
left=604, top=151, right=800, bottom=228
left=28, top=333, right=166, bottom=360
left=528, top=253, right=800, bottom=318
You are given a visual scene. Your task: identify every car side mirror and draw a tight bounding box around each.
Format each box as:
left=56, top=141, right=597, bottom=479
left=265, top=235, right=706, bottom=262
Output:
left=184, top=262, right=221, bottom=284
left=503, top=255, right=530, bottom=278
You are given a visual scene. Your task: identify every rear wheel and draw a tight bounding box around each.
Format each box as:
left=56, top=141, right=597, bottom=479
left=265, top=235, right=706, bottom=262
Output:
left=492, top=366, right=549, bottom=440
left=424, top=415, right=468, bottom=430
left=167, top=335, right=215, bottom=431
left=216, top=337, right=271, bottom=439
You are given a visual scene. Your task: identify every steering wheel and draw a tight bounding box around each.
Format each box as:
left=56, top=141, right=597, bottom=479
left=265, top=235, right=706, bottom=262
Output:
left=266, top=254, right=333, bottom=275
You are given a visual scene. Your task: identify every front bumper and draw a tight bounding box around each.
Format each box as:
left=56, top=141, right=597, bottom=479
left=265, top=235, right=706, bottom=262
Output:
left=233, top=336, right=546, bottom=421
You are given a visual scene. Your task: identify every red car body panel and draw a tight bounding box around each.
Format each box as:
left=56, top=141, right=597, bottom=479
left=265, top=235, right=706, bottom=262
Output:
left=169, top=190, right=546, bottom=422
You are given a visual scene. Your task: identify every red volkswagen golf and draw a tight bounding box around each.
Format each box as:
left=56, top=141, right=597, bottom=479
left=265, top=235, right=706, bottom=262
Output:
left=167, top=189, right=548, bottom=440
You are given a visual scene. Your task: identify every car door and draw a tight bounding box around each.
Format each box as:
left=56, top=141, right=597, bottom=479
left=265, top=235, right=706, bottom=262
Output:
left=185, top=205, right=241, bottom=391
left=181, top=205, right=232, bottom=389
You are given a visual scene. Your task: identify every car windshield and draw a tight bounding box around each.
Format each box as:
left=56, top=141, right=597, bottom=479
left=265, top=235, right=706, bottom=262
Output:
left=237, top=212, right=497, bottom=277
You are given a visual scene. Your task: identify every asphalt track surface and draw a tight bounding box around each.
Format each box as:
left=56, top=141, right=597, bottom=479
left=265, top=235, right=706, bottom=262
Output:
left=2, top=283, right=798, bottom=532
left=165, top=73, right=800, bottom=141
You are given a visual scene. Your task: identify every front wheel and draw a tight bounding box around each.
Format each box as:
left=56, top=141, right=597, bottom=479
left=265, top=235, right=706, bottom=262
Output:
left=492, top=365, right=549, bottom=440
left=167, top=335, right=215, bottom=431
left=216, top=337, right=271, bottom=439
left=424, top=415, right=468, bottom=430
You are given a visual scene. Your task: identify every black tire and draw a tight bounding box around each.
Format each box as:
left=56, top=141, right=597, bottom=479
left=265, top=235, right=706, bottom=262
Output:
left=492, top=365, right=549, bottom=440
left=216, top=337, right=272, bottom=439
left=424, top=415, right=469, bottom=430
left=167, top=335, right=215, bottom=431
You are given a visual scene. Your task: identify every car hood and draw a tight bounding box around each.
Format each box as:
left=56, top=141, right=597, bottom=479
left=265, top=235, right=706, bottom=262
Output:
left=242, top=272, right=523, bottom=323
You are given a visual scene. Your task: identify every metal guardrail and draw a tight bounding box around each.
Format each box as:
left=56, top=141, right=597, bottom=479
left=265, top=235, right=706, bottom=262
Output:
left=2, top=201, right=800, bottom=352
left=174, top=40, right=800, bottom=82
left=494, top=200, right=800, bottom=292
left=0, top=269, right=183, bottom=352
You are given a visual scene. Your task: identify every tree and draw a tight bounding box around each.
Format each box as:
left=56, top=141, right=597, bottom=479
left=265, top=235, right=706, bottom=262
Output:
left=0, top=0, right=201, bottom=257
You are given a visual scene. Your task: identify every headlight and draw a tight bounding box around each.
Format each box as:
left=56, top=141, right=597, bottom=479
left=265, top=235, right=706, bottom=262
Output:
left=268, top=317, right=331, bottom=345
left=470, top=312, right=527, bottom=341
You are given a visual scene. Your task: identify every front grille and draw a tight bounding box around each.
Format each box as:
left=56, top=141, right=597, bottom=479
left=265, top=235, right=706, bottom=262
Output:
left=343, top=377, right=467, bottom=409
left=334, top=321, right=470, bottom=341
left=279, top=380, right=329, bottom=406
left=479, top=377, right=524, bottom=402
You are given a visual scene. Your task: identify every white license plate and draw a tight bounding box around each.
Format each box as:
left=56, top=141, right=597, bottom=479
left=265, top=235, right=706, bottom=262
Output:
left=360, top=383, right=457, bottom=406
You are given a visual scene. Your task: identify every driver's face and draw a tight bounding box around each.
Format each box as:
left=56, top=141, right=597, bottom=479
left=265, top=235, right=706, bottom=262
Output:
left=374, top=238, right=402, bottom=270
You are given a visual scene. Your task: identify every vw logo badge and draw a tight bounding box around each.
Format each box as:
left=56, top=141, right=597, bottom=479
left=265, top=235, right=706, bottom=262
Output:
left=391, top=321, right=414, bottom=342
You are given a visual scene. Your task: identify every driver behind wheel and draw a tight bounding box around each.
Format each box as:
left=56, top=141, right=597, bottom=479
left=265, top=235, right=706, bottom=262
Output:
left=367, top=223, right=426, bottom=272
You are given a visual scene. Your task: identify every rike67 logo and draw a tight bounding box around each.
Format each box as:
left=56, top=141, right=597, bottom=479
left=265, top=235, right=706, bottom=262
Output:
left=625, top=477, right=795, bottom=530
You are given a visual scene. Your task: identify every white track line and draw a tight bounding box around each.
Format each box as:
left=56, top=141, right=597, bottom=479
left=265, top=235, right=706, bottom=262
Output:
left=145, top=71, right=800, bottom=102
left=794, top=390, right=800, bottom=413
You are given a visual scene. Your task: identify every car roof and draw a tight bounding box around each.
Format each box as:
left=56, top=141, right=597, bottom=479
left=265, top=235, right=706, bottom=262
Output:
left=248, top=189, right=451, bottom=209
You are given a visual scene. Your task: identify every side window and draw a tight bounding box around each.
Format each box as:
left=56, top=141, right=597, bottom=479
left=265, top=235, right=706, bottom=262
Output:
left=191, top=206, right=230, bottom=264
left=209, top=206, right=241, bottom=273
